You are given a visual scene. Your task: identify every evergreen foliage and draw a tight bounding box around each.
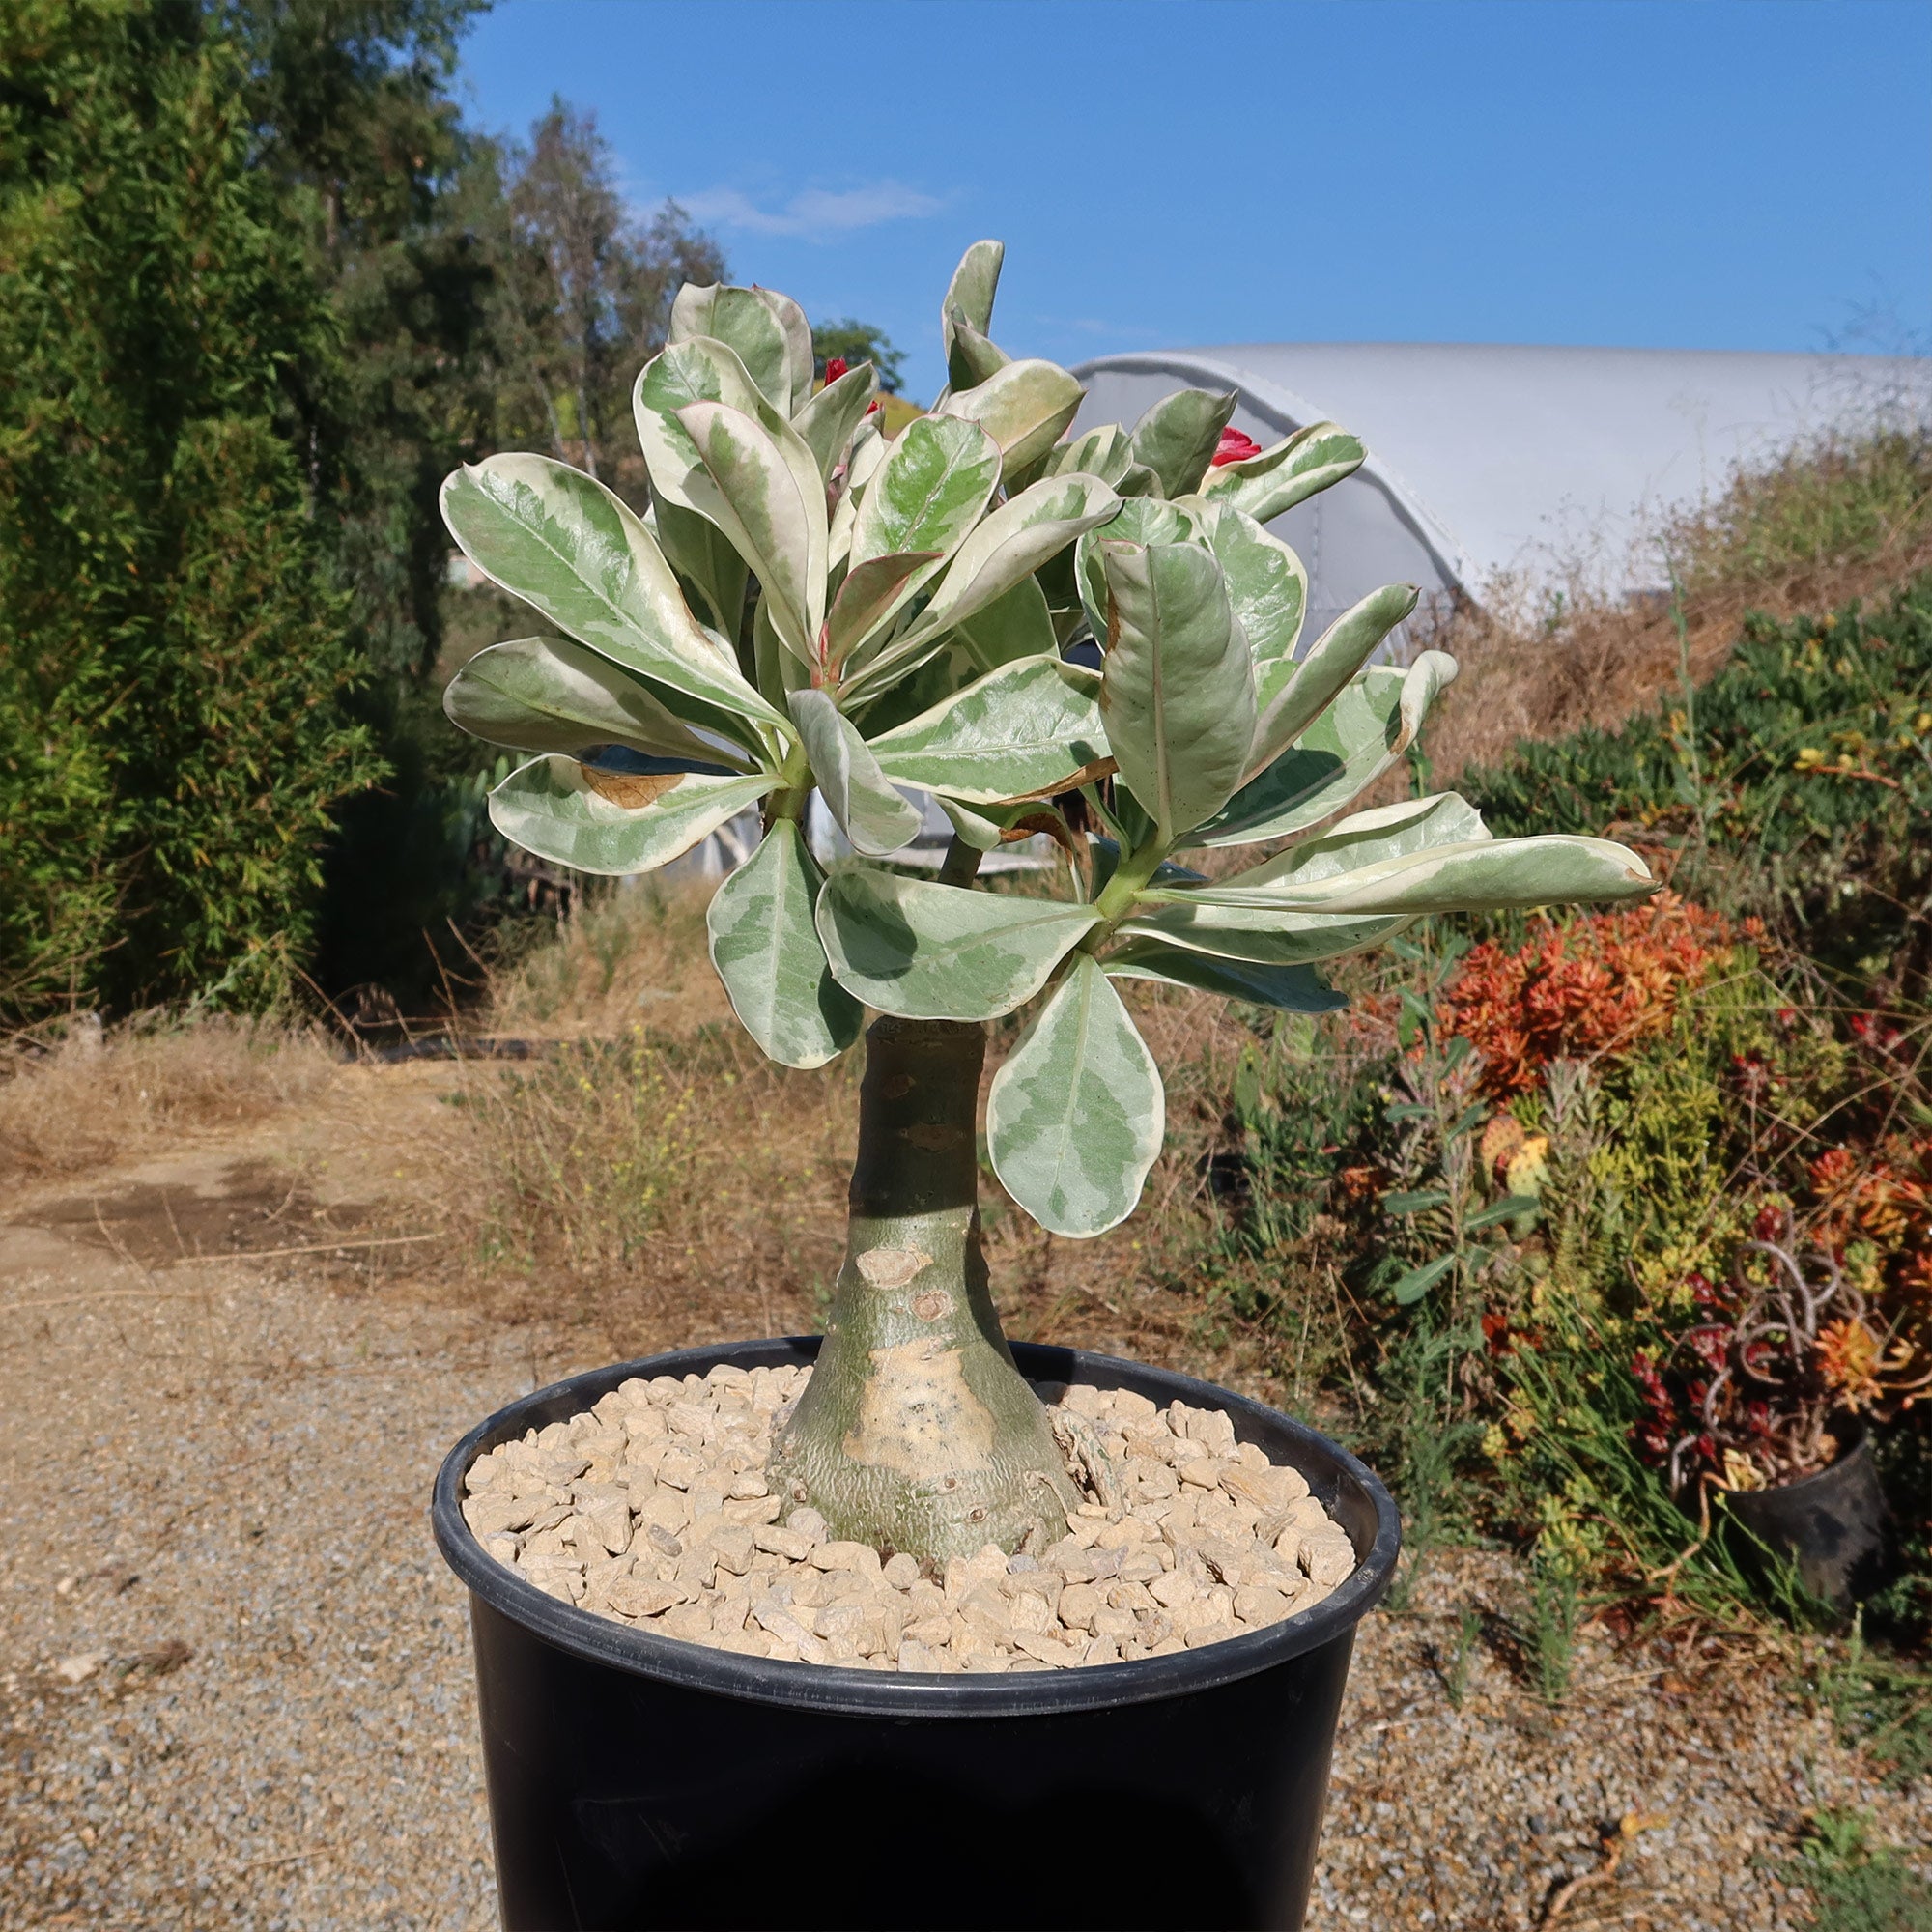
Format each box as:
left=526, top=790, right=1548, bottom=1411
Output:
left=0, top=0, right=383, bottom=1016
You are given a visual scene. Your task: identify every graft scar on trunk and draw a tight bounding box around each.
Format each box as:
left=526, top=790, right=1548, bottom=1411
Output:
left=855, top=1246, right=932, bottom=1289
left=842, top=1340, right=997, bottom=1475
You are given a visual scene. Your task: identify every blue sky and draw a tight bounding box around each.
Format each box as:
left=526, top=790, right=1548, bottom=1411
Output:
left=459, top=0, right=1931, bottom=403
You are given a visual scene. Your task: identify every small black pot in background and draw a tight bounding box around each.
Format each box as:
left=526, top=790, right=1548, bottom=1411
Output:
left=433, top=1337, right=1401, bottom=1932
left=1722, top=1425, right=1889, bottom=1610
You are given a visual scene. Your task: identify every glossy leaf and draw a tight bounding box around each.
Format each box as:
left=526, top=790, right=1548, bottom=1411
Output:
left=1231, top=792, right=1490, bottom=892
left=817, top=868, right=1099, bottom=1020
left=443, top=637, right=749, bottom=768
left=706, top=820, right=861, bottom=1068
left=1120, top=901, right=1415, bottom=966
left=439, top=453, right=781, bottom=731
left=821, top=551, right=943, bottom=672
left=1098, top=540, right=1256, bottom=838
left=1197, top=503, right=1308, bottom=707
left=1075, top=496, right=1201, bottom=644
left=1045, top=423, right=1137, bottom=488
left=488, top=756, right=772, bottom=876
left=786, top=689, right=924, bottom=856
left=1100, top=939, right=1346, bottom=1011
left=1150, top=833, right=1657, bottom=917
left=1249, top=583, right=1419, bottom=774
left=985, top=954, right=1163, bottom=1238
left=1129, top=387, right=1236, bottom=497
left=1197, top=420, right=1367, bottom=524
left=669, top=283, right=793, bottom=413
left=952, top=574, right=1058, bottom=673
left=850, top=415, right=1002, bottom=576
left=937, top=359, right=1087, bottom=475
left=794, top=360, right=879, bottom=480
left=652, top=498, right=749, bottom=642
left=1199, top=654, right=1454, bottom=848
left=940, top=240, right=1004, bottom=389
left=633, top=335, right=770, bottom=509
left=867, top=656, right=1109, bottom=804
left=753, top=285, right=816, bottom=415
left=677, top=399, right=826, bottom=663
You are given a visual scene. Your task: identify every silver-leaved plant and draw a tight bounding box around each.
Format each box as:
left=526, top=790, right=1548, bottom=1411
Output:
left=440, top=242, right=1657, bottom=1560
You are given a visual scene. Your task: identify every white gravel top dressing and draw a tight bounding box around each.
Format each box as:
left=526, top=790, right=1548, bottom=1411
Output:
left=462, top=1363, right=1358, bottom=1670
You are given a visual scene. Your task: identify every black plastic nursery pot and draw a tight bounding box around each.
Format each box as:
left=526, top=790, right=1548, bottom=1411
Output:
left=432, top=1337, right=1402, bottom=1932
left=1721, top=1425, right=1889, bottom=1611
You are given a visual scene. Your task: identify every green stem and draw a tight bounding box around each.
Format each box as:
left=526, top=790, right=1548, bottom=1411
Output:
left=768, top=1015, right=1079, bottom=1560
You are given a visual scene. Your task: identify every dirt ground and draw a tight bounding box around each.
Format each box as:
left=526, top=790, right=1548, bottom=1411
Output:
left=2, top=1061, right=1926, bottom=1930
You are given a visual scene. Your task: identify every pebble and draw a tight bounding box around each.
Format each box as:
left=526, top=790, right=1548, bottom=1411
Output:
left=467, top=1365, right=1357, bottom=1672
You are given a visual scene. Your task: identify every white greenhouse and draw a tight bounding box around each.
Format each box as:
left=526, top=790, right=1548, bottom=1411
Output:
left=1072, top=342, right=1927, bottom=637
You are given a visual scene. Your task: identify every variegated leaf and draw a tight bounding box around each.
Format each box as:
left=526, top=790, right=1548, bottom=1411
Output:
left=1197, top=503, right=1308, bottom=706
left=867, top=656, right=1109, bottom=804
left=668, top=283, right=793, bottom=413
left=1129, top=387, right=1236, bottom=497
left=849, top=414, right=1003, bottom=602
left=1099, top=540, right=1256, bottom=838
left=940, top=240, right=1004, bottom=389
left=1230, top=793, right=1490, bottom=892
left=1120, top=901, right=1415, bottom=966
left=443, top=637, right=750, bottom=769
left=794, top=360, right=879, bottom=480
left=937, top=359, right=1087, bottom=476
left=1197, top=420, right=1367, bottom=523
left=817, top=868, right=1098, bottom=1020
left=1248, top=583, right=1420, bottom=774
left=677, top=400, right=827, bottom=663
left=985, top=954, right=1162, bottom=1238
left=822, top=552, right=943, bottom=672
left=488, top=756, right=772, bottom=876
left=706, top=820, right=861, bottom=1068
left=952, top=574, right=1058, bottom=673
left=439, top=454, right=782, bottom=737
left=1075, top=495, right=1202, bottom=643
left=786, top=689, right=924, bottom=857
left=1101, top=940, right=1347, bottom=1011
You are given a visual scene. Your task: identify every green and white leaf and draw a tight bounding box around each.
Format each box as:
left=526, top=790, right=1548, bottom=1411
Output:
left=677, top=400, right=827, bottom=663
left=753, top=285, right=815, bottom=416
left=848, top=414, right=1002, bottom=600
left=854, top=473, right=1121, bottom=694
left=488, top=756, right=772, bottom=877
left=1199, top=653, right=1454, bottom=848
left=439, top=453, right=781, bottom=735
left=940, top=240, right=1004, bottom=388
left=867, top=656, right=1108, bottom=804
left=1148, top=833, right=1657, bottom=917
left=793, top=360, right=879, bottom=480
left=1129, top=387, right=1236, bottom=497
left=668, top=283, right=794, bottom=414
left=1075, top=495, right=1202, bottom=644
left=952, top=574, right=1058, bottom=673
left=443, top=636, right=751, bottom=769
left=1098, top=540, right=1256, bottom=838
left=936, top=359, right=1086, bottom=475
left=985, top=954, right=1163, bottom=1238
left=633, top=334, right=771, bottom=507
left=821, top=551, right=943, bottom=672
left=786, top=689, right=924, bottom=857
left=1197, top=503, right=1308, bottom=706
left=1248, top=583, right=1419, bottom=773
left=1196, top=419, right=1367, bottom=524
left=1044, top=423, right=1137, bottom=488
left=1229, top=792, right=1490, bottom=892
left=650, top=498, right=749, bottom=642
left=1119, top=901, right=1415, bottom=966
left=706, top=821, right=861, bottom=1068
left=816, top=868, right=1099, bottom=1020
left=1101, top=939, right=1347, bottom=1012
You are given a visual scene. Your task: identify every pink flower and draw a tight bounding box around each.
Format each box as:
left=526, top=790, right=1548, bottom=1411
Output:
left=1210, top=426, right=1262, bottom=468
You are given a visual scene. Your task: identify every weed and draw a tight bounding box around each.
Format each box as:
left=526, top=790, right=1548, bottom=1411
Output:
left=1431, top=1604, right=1483, bottom=1710
left=1814, top=1613, right=1932, bottom=1790
left=1783, top=1807, right=1932, bottom=1932
left=1522, top=1554, right=1582, bottom=1706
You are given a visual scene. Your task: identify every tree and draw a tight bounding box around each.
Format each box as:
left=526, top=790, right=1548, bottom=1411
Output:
left=439, top=241, right=1659, bottom=1561
left=0, top=0, right=384, bottom=1019
left=486, top=100, right=724, bottom=497
left=812, top=318, right=908, bottom=395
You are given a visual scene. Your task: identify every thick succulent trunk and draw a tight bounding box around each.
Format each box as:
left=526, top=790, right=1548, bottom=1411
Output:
left=768, top=1015, right=1079, bottom=1561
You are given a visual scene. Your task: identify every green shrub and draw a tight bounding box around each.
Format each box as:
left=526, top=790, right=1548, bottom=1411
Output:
left=0, top=2, right=383, bottom=1017
left=1463, top=578, right=1932, bottom=996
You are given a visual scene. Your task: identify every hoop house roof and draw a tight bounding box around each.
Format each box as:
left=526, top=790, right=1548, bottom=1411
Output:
left=1072, top=344, right=1924, bottom=636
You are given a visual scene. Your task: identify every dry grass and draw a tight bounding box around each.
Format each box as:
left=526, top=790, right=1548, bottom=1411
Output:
left=1425, top=428, right=1932, bottom=783
left=0, top=1014, right=339, bottom=1185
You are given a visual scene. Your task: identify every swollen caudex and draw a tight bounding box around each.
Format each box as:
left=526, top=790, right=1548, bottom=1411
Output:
left=461, top=1363, right=1360, bottom=1672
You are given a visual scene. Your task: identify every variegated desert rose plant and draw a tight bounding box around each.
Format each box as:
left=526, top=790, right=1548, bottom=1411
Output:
left=440, top=242, right=1658, bottom=1563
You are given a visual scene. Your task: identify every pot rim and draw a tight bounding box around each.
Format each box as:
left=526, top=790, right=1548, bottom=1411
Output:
left=432, top=1335, right=1401, bottom=1719
left=1724, top=1418, right=1872, bottom=1505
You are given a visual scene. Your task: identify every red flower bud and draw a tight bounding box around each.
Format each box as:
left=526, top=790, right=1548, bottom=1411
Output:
left=1210, top=426, right=1263, bottom=468
left=824, top=356, right=849, bottom=384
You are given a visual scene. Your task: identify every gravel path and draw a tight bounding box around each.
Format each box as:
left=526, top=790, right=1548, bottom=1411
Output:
left=2, top=1111, right=1925, bottom=1929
